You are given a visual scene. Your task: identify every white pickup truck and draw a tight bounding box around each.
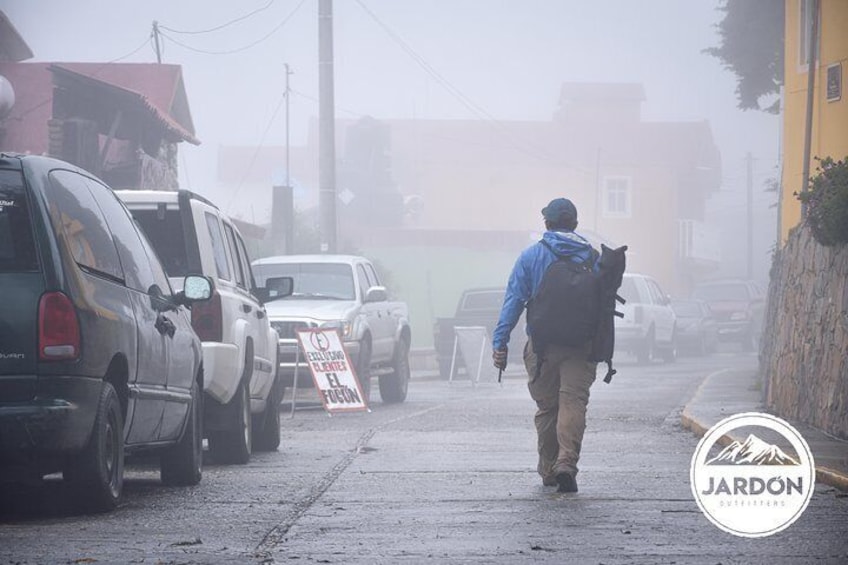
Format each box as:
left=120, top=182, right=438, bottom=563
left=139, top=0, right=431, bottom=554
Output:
left=251, top=255, right=412, bottom=404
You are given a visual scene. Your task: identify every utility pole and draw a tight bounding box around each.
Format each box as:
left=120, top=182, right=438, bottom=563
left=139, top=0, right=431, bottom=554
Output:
left=318, top=0, right=337, bottom=253
left=152, top=21, right=162, bottom=63
left=285, top=63, right=292, bottom=199
left=272, top=65, right=295, bottom=255
left=800, top=0, right=820, bottom=217
left=283, top=63, right=294, bottom=254
left=746, top=152, right=754, bottom=280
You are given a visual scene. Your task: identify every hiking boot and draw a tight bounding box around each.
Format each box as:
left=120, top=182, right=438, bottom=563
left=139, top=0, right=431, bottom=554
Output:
left=542, top=475, right=558, bottom=487
left=556, top=471, right=578, bottom=493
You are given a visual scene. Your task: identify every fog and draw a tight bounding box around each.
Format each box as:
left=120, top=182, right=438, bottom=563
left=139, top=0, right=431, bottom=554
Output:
left=3, top=1, right=780, bottom=322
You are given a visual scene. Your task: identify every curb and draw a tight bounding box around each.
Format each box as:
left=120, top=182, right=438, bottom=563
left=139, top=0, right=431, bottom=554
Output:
left=680, top=373, right=848, bottom=493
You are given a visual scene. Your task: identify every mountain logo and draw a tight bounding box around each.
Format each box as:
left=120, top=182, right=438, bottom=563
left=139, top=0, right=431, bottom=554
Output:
left=690, top=412, right=815, bottom=538
left=706, top=434, right=800, bottom=466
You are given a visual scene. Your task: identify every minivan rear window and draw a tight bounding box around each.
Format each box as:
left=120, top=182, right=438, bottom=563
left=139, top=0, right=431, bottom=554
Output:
left=0, top=170, right=38, bottom=272
left=131, top=209, right=190, bottom=277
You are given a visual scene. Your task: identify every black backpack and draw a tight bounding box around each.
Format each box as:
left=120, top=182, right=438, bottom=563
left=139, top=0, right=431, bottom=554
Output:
left=526, top=240, right=601, bottom=353
left=588, top=244, right=628, bottom=383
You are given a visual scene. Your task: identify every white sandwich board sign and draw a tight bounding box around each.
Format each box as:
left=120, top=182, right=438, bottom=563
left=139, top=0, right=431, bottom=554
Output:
left=295, top=328, right=368, bottom=413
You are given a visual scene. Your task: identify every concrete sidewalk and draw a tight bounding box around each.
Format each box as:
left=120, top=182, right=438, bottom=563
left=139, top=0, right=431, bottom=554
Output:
left=681, top=366, right=848, bottom=492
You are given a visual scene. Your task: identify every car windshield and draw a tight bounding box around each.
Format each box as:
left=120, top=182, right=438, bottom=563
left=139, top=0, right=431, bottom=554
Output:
left=253, top=262, right=355, bottom=300
left=693, top=283, right=749, bottom=302
left=462, top=291, right=505, bottom=311
left=619, top=277, right=639, bottom=303
left=673, top=301, right=702, bottom=317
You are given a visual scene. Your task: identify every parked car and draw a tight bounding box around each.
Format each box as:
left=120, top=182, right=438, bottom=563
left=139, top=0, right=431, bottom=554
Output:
left=0, top=154, right=212, bottom=511
left=671, top=299, right=718, bottom=356
left=615, top=273, right=677, bottom=363
left=691, top=279, right=766, bottom=351
left=115, top=190, right=282, bottom=462
left=252, top=255, right=412, bottom=404
left=433, top=287, right=527, bottom=380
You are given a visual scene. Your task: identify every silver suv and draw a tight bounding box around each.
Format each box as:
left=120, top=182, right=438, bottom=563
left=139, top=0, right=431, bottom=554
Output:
left=615, top=273, right=678, bottom=363
left=116, top=190, right=281, bottom=463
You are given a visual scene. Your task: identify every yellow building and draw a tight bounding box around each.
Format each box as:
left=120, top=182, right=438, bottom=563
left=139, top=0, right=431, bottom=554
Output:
left=781, top=0, right=848, bottom=242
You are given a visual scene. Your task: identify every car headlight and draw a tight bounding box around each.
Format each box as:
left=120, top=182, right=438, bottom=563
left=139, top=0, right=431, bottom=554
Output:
left=321, top=320, right=352, bottom=338
left=730, top=311, right=748, bottom=321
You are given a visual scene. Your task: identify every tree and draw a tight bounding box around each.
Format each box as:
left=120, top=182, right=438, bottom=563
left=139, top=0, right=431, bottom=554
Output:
left=704, top=0, right=785, bottom=114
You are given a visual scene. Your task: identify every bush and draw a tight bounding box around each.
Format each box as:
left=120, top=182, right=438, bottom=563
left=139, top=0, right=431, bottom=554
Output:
left=796, top=157, right=848, bottom=246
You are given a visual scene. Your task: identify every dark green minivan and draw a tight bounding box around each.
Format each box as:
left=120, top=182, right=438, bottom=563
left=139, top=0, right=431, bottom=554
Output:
left=0, top=154, right=212, bottom=511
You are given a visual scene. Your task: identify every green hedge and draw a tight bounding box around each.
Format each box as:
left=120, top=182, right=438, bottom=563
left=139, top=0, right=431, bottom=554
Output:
left=797, top=157, right=848, bottom=247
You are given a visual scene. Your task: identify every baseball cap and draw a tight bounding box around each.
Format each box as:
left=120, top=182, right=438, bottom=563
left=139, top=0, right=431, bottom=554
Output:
left=541, top=198, right=577, bottom=222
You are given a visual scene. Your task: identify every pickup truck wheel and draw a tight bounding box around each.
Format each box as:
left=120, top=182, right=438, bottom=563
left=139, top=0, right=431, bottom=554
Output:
left=63, top=382, right=124, bottom=512
left=208, top=378, right=252, bottom=464
left=253, top=374, right=282, bottom=452
left=636, top=328, right=655, bottom=365
left=380, top=339, right=410, bottom=404
left=356, top=340, right=372, bottom=403
left=661, top=330, right=678, bottom=363
left=438, top=358, right=453, bottom=381
left=160, top=378, right=203, bottom=486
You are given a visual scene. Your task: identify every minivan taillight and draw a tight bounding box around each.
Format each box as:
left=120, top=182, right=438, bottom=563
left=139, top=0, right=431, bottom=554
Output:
left=38, top=292, right=81, bottom=361
left=191, top=289, right=223, bottom=342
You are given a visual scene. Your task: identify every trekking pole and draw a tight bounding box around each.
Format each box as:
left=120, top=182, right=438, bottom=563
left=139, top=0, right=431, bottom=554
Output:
left=498, top=368, right=503, bottom=383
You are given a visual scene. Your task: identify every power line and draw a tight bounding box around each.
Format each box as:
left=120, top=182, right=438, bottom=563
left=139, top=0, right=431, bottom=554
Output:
left=159, top=0, right=307, bottom=56
left=159, top=0, right=276, bottom=35
left=225, top=89, right=289, bottom=213
left=290, top=88, right=362, bottom=118
left=353, top=0, right=565, bottom=167
left=106, top=35, right=155, bottom=64
left=11, top=35, right=154, bottom=123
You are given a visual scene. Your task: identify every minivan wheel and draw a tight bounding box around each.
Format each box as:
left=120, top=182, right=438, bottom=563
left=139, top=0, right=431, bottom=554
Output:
left=379, top=338, right=409, bottom=404
left=160, top=378, right=203, bottom=486
left=208, top=379, right=252, bottom=464
left=63, top=382, right=124, bottom=512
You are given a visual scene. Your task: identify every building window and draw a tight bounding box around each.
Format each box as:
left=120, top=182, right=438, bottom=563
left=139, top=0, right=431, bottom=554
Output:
left=603, top=176, right=632, bottom=218
left=799, top=0, right=820, bottom=68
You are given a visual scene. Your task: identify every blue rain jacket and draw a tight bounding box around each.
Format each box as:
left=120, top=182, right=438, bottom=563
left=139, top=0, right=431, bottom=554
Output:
left=492, top=230, right=598, bottom=351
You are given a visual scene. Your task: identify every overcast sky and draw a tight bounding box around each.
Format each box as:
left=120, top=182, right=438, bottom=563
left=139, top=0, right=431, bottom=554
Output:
left=4, top=0, right=780, bottom=225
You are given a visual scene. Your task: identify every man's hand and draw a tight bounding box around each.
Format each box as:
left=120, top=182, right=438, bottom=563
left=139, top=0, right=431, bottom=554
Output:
left=493, top=347, right=508, bottom=370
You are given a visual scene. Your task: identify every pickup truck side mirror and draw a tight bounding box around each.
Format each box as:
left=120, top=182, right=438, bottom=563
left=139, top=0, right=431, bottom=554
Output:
left=364, top=286, right=388, bottom=303
left=258, top=276, right=294, bottom=303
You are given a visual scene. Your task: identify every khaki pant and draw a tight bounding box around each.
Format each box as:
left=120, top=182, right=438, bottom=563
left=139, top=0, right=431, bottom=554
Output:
left=523, top=338, right=596, bottom=481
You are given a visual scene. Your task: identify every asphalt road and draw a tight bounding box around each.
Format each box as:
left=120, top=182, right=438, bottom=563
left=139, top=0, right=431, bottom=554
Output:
left=2, top=348, right=847, bottom=564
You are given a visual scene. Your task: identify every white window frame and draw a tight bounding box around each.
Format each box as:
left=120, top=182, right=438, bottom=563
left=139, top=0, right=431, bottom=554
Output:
left=602, top=176, right=632, bottom=218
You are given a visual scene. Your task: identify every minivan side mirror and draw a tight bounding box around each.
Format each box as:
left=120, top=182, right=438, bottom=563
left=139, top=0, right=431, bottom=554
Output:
left=364, top=286, right=388, bottom=303
left=257, top=276, right=294, bottom=303
left=183, top=275, right=213, bottom=301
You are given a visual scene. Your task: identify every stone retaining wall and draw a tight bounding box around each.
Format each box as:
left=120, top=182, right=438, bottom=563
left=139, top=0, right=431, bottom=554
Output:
left=761, top=225, right=848, bottom=440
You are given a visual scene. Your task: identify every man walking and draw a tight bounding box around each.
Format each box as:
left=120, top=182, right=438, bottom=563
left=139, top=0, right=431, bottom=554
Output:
left=492, top=197, right=599, bottom=493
